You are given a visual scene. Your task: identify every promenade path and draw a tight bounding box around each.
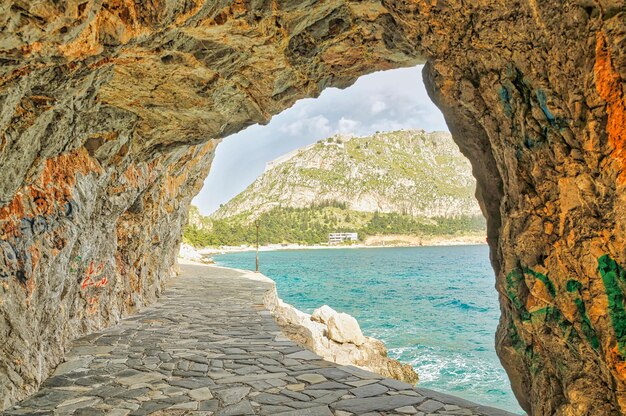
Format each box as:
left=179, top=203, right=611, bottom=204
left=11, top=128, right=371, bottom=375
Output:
left=6, top=264, right=519, bottom=416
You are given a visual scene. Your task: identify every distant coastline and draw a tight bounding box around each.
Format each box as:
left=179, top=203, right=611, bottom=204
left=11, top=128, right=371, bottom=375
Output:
left=179, top=234, right=487, bottom=261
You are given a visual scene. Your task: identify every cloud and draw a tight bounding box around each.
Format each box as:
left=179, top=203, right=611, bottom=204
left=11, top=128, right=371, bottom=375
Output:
left=311, top=115, right=332, bottom=135
left=337, top=117, right=360, bottom=134
left=193, top=65, right=450, bottom=214
left=370, top=100, right=387, bottom=114
left=279, top=115, right=332, bottom=137
left=280, top=119, right=304, bottom=136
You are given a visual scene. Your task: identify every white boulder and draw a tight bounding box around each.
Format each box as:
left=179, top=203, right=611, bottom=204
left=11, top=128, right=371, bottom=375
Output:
left=327, top=312, right=366, bottom=346
left=264, top=282, right=418, bottom=383
left=179, top=243, right=203, bottom=262
left=311, top=305, right=336, bottom=324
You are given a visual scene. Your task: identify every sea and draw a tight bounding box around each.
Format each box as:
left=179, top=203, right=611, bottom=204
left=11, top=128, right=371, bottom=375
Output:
left=213, top=245, right=523, bottom=414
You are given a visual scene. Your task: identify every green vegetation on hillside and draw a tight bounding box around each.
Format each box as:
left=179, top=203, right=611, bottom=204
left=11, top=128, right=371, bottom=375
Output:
left=212, top=130, right=482, bottom=222
left=183, top=204, right=485, bottom=247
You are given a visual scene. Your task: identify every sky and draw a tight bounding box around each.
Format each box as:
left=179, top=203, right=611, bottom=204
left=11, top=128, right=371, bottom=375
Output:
left=192, top=65, right=449, bottom=215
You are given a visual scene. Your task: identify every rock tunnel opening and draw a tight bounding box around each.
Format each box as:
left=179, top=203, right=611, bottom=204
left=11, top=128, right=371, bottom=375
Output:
left=1, top=1, right=625, bottom=415
left=187, top=65, right=519, bottom=412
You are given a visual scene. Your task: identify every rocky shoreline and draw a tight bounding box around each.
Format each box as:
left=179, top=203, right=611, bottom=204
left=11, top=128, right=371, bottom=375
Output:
left=205, top=262, right=419, bottom=385
left=265, top=285, right=419, bottom=385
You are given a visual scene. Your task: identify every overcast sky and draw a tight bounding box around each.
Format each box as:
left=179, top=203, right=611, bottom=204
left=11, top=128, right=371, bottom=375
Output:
left=192, top=65, right=449, bottom=215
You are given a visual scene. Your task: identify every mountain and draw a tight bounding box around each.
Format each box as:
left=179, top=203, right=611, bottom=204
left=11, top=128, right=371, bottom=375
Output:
left=212, top=129, right=482, bottom=221
left=183, top=130, right=485, bottom=247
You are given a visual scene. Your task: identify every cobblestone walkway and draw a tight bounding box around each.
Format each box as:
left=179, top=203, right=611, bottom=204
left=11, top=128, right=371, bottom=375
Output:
left=6, top=264, right=519, bottom=416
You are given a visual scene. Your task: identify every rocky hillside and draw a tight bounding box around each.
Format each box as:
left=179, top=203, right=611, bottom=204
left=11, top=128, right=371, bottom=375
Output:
left=186, top=130, right=485, bottom=247
left=213, top=130, right=482, bottom=221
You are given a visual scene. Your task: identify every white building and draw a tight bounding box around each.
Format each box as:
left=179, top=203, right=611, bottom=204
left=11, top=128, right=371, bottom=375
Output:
left=328, top=232, right=358, bottom=244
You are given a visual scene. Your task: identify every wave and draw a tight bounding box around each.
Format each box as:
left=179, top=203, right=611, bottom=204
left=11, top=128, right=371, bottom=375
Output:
left=434, top=298, right=489, bottom=312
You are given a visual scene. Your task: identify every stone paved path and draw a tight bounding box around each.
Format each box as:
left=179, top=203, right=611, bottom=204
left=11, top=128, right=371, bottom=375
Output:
left=6, top=264, right=520, bottom=416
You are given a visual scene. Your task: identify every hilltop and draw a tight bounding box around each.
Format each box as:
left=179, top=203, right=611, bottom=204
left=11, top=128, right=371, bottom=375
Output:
left=213, top=129, right=482, bottom=220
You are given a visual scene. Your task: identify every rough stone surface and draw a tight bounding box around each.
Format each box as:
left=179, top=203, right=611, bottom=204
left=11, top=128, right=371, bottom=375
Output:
left=1, top=1, right=626, bottom=415
left=210, top=130, right=482, bottom=222
left=6, top=264, right=514, bottom=416
left=312, top=305, right=337, bottom=325
left=265, top=282, right=418, bottom=384
left=0, top=0, right=420, bottom=410
left=327, top=312, right=367, bottom=346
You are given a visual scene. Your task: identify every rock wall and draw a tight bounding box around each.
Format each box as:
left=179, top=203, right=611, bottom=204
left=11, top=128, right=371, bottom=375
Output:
left=419, top=4, right=626, bottom=414
left=0, top=1, right=625, bottom=415
left=0, top=0, right=421, bottom=409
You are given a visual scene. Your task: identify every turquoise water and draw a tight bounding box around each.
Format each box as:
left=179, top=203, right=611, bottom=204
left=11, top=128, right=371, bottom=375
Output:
left=213, top=245, right=523, bottom=414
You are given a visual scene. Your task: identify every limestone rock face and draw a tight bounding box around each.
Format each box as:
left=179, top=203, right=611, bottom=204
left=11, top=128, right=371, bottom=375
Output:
left=1, top=1, right=626, bottom=415
left=327, top=311, right=367, bottom=346
left=312, top=305, right=336, bottom=324
left=211, top=130, right=482, bottom=221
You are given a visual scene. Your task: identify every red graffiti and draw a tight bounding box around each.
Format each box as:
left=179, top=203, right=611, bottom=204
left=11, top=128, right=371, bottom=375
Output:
left=80, top=276, right=91, bottom=290
left=77, top=260, right=109, bottom=313
left=86, top=262, right=105, bottom=278
left=87, top=296, right=99, bottom=314
left=80, top=261, right=107, bottom=290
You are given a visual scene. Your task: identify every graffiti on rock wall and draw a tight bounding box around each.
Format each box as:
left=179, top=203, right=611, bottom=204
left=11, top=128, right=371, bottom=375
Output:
left=70, top=255, right=109, bottom=313
left=506, top=257, right=626, bottom=381
left=0, top=149, right=100, bottom=292
left=598, top=255, right=626, bottom=381
left=79, top=261, right=107, bottom=289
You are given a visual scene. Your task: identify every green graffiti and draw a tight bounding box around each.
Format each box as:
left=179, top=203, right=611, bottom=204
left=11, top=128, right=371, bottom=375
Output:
left=529, top=306, right=561, bottom=325
left=509, top=321, right=525, bottom=350
left=506, top=268, right=531, bottom=321
left=562, top=278, right=600, bottom=350
left=564, top=279, right=599, bottom=350
left=506, top=266, right=599, bottom=353
left=523, top=266, right=556, bottom=298
left=558, top=316, right=572, bottom=334
left=567, top=326, right=582, bottom=348
left=556, top=315, right=583, bottom=357
left=508, top=320, right=540, bottom=374
left=506, top=266, right=556, bottom=321
left=566, top=279, right=583, bottom=293
left=574, top=298, right=600, bottom=350
left=598, top=255, right=626, bottom=355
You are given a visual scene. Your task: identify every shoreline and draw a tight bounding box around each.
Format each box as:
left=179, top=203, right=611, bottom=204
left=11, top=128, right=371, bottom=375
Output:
left=179, top=259, right=419, bottom=384
left=184, top=235, right=487, bottom=258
